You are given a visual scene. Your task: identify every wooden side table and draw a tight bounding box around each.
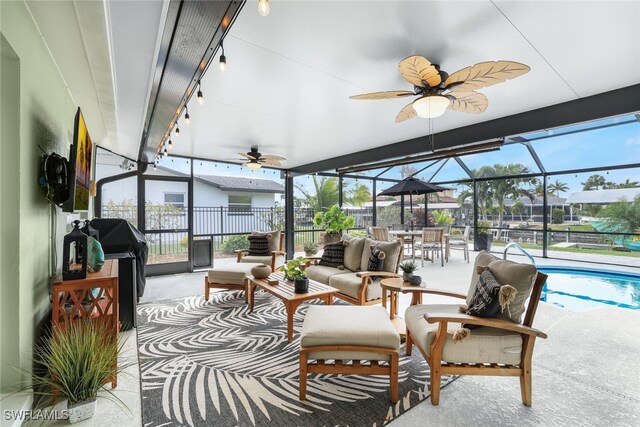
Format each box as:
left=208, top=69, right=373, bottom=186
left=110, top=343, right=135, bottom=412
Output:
left=380, top=277, right=430, bottom=336
left=52, top=259, right=119, bottom=388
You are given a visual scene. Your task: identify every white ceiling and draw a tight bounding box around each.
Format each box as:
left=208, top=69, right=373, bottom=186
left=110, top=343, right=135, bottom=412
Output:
left=26, top=0, right=166, bottom=160
left=169, top=0, right=640, bottom=169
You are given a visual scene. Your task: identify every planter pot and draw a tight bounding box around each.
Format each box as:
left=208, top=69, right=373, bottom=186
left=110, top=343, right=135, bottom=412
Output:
left=323, top=232, right=342, bottom=244
left=68, top=397, right=97, bottom=424
left=408, top=275, right=422, bottom=286
left=476, top=233, right=493, bottom=251
left=251, top=264, right=272, bottom=279
left=294, top=278, right=309, bottom=293
left=402, top=272, right=413, bottom=282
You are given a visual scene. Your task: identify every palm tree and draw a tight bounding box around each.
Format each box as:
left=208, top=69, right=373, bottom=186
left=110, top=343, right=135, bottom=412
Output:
left=616, top=179, right=640, bottom=189
left=511, top=200, right=526, bottom=222
left=548, top=180, right=569, bottom=197
left=343, top=180, right=372, bottom=207
left=581, top=174, right=606, bottom=191
left=598, top=195, right=640, bottom=244
left=296, top=176, right=339, bottom=212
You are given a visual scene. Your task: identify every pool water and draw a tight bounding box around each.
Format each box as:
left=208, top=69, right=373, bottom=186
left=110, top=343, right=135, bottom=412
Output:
left=537, top=267, right=640, bottom=311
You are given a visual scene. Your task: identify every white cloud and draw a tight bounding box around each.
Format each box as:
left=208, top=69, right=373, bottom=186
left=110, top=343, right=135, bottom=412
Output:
left=626, top=136, right=640, bottom=146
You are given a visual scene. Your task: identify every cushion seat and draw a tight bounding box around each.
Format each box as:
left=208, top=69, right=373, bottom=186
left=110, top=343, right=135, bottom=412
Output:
left=305, top=264, right=350, bottom=284
left=208, top=263, right=261, bottom=286
left=239, top=254, right=283, bottom=267
left=328, top=272, right=383, bottom=301
left=405, top=304, right=523, bottom=365
left=301, top=306, right=400, bottom=361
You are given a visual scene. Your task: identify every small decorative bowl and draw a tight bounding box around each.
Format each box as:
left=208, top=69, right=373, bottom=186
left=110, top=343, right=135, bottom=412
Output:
left=408, top=275, right=422, bottom=286
left=251, top=264, right=272, bottom=280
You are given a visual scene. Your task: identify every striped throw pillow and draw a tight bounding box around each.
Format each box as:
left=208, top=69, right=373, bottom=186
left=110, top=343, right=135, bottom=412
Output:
left=319, top=242, right=345, bottom=268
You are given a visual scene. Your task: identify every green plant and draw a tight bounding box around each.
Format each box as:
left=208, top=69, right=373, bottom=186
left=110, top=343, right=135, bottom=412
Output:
left=22, top=319, right=130, bottom=407
left=282, top=257, right=307, bottom=280
left=220, top=235, right=249, bottom=254
left=348, top=229, right=367, bottom=238
left=432, top=210, right=454, bottom=227
left=477, top=220, right=492, bottom=234
left=399, top=260, right=418, bottom=273
left=303, top=241, right=318, bottom=255
left=552, top=208, right=565, bottom=224
left=313, top=204, right=356, bottom=235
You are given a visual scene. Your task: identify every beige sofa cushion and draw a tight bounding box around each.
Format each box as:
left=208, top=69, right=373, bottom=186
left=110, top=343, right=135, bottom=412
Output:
left=405, top=304, right=523, bottom=365
left=487, top=259, right=537, bottom=323
left=208, top=263, right=260, bottom=286
left=305, top=264, right=349, bottom=284
left=466, top=251, right=500, bottom=304
left=301, top=306, right=400, bottom=361
left=329, top=272, right=382, bottom=301
left=342, top=236, right=365, bottom=272
left=360, top=238, right=402, bottom=273
left=252, top=230, right=281, bottom=253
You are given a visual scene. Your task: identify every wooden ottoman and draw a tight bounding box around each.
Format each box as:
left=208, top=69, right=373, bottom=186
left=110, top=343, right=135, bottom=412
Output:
left=204, top=263, right=262, bottom=302
left=299, top=305, right=400, bottom=403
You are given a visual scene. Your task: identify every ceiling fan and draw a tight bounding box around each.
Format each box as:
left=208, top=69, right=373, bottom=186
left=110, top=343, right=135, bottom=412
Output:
left=350, top=55, right=530, bottom=122
left=237, top=147, right=286, bottom=170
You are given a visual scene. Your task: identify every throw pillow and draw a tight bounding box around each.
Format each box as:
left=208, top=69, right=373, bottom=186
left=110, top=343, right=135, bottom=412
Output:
left=342, top=236, right=365, bottom=271
left=367, top=246, right=386, bottom=272
left=360, top=238, right=402, bottom=273
left=319, top=242, right=345, bottom=268
left=247, top=234, right=271, bottom=256
left=466, top=250, right=500, bottom=305
left=487, top=259, right=537, bottom=323
left=252, top=230, right=281, bottom=253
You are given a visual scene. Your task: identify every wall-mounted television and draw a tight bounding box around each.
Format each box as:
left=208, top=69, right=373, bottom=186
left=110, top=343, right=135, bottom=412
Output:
left=64, top=108, right=92, bottom=212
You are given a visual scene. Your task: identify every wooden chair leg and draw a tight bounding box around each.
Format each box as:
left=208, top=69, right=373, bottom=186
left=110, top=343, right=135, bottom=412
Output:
left=390, top=352, right=399, bottom=403
left=204, top=277, right=210, bottom=300
left=405, top=328, right=413, bottom=356
left=520, top=366, right=532, bottom=406
left=299, top=351, right=308, bottom=400
left=430, top=364, right=441, bottom=405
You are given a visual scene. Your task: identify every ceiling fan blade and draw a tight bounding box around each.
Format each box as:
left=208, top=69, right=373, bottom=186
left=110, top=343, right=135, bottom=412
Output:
left=398, top=55, right=442, bottom=88
left=446, top=91, right=488, bottom=114
left=238, top=153, right=252, bottom=159
left=350, top=90, right=415, bottom=100
left=445, top=61, right=530, bottom=92
left=261, top=159, right=282, bottom=167
left=259, top=154, right=286, bottom=161
left=395, top=102, right=417, bottom=123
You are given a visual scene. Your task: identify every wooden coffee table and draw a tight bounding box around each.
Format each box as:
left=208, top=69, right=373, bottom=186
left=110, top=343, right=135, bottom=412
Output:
left=248, top=272, right=338, bottom=342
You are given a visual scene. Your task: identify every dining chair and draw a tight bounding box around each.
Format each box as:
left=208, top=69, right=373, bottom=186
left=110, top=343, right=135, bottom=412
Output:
left=371, top=226, right=390, bottom=241
left=447, top=225, right=470, bottom=263
left=419, top=227, right=445, bottom=267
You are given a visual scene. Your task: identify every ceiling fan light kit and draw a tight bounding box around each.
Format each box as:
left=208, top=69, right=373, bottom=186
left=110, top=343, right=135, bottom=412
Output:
left=238, top=147, right=286, bottom=170
left=245, top=160, right=262, bottom=170
left=412, top=95, right=450, bottom=118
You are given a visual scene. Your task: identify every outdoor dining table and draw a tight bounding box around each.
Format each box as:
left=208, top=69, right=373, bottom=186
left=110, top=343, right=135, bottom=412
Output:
left=389, top=229, right=451, bottom=262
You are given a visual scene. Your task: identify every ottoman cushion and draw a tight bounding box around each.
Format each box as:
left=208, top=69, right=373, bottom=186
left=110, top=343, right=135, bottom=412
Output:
left=301, top=306, right=400, bottom=361
left=208, top=263, right=261, bottom=286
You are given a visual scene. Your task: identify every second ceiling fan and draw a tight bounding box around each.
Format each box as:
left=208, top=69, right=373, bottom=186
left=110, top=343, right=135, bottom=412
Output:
left=350, top=55, right=530, bottom=122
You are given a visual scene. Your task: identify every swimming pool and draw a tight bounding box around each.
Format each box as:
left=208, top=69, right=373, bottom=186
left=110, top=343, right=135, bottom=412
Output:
left=537, top=267, right=640, bottom=311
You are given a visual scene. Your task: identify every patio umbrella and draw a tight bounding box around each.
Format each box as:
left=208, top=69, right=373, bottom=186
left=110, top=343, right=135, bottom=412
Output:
left=377, top=177, right=449, bottom=230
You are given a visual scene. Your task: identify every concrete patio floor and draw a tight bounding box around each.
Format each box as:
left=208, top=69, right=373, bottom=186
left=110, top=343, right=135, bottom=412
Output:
left=117, top=251, right=640, bottom=426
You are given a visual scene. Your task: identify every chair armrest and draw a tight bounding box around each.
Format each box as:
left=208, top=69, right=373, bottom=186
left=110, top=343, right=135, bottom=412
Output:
left=234, top=249, right=249, bottom=254
left=424, top=312, right=547, bottom=339
left=356, top=271, right=400, bottom=279
left=418, top=289, right=467, bottom=299
left=271, top=250, right=286, bottom=256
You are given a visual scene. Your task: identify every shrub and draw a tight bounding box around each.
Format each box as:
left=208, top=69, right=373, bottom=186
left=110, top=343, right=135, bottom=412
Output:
left=303, top=241, right=318, bottom=255
left=552, top=208, right=564, bottom=224
left=220, top=235, right=249, bottom=254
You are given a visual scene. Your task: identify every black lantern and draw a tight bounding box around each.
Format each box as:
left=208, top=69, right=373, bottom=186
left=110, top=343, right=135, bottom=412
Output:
left=62, top=220, right=87, bottom=281
left=81, top=219, right=99, bottom=240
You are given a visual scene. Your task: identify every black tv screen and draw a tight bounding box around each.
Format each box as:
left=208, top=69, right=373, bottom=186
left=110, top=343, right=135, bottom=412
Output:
left=65, top=108, right=92, bottom=212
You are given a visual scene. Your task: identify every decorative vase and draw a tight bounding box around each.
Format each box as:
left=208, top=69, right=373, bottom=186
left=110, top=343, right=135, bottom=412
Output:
left=67, top=397, right=97, bottom=424
left=251, top=264, right=272, bottom=279
left=402, top=272, right=413, bottom=282
left=294, top=278, right=309, bottom=293
left=408, top=275, right=422, bottom=286
left=323, top=232, right=342, bottom=244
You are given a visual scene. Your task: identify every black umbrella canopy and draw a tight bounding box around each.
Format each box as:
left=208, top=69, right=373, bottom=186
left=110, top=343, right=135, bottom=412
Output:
left=377, top=177, right=449, bottom=230
left=377, top=177, right=449, bottom=196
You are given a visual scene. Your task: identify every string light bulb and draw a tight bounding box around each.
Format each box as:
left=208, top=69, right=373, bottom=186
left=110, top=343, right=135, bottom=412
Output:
left=197, top=81, right=204, bottom=105
left=184, top=106, right=190, bottom=125
left=163, top=146, right=168, bottom=156
left=168, top=139, right=173, bottom=149
left=175, top=123, right=180, bottom=137
left=219, top=43, right=226, bottom=72
left=258, top=0, right=270, bottom=16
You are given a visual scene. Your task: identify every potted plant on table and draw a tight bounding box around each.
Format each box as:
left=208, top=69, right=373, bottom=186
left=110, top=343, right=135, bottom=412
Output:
left=20, top=319, right=130, bottom=424
left=282, top=257, right=309, bottom=293
left=399, top=260, right=418, bottom=282
left=313, top=204, right=356, bottom=244
left=476, top=220, right=493, bottom=251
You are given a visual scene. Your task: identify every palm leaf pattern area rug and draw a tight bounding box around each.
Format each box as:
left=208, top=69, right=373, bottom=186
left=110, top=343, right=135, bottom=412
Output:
left=137, top=290, right=456, bottom=427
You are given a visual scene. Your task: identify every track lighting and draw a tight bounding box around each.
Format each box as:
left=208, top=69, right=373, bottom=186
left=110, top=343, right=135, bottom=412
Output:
left=197, top=81, right=204, bottom=105
left=184, top=107, right=190, bottom=125
left=258, top=0, right=270, bottom=16
left=219, top=43, right=226, bottom=72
